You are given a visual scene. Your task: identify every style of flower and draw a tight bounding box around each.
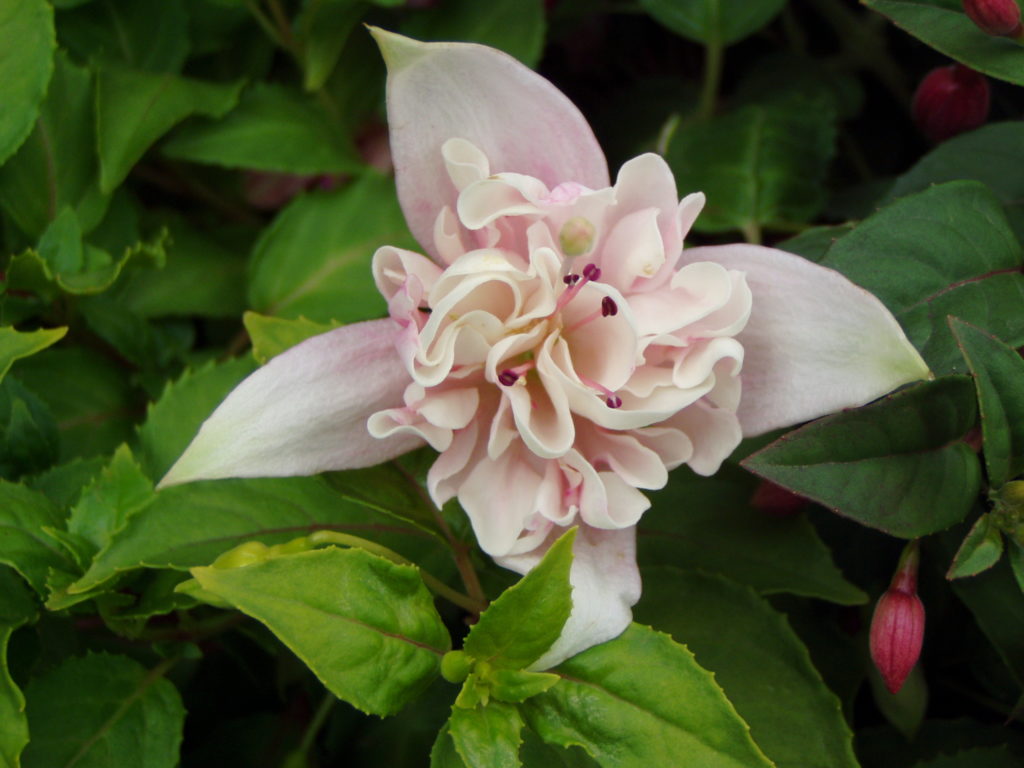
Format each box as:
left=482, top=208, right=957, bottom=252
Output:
left=161, top=30, right=930, bottom=668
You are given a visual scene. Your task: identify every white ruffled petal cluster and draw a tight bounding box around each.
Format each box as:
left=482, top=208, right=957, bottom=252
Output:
left=369, top=139, right=751, bottom=558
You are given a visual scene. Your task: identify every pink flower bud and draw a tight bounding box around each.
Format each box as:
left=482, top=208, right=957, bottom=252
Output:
left=869, top=542, right=925, bottom=694
left=963, top=0, right=1023, bottom=37
left=912, top=64, right=991, bottom=144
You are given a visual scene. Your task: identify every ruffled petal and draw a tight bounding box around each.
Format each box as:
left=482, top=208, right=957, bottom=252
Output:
left=371, top=28, right=609, bottom=259
left=684, top=243, right=931, bottom=436
left=496, top=525, right=641, bottom=670
left=159, top=320, right=420, bottom=487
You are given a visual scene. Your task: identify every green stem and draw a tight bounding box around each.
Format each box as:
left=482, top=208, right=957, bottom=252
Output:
left=295, top=691, right=335, bottom=760
left=741, top=221, right=762, bottom=245
left=698, top=37, right=724, bottom=120
left=265, top=0, right=301, bottom=57
left=245, top=0, right=283, bottom=48
left=308, top=530, right=486, bottom=613
left=393, top=463, right=487, bottom=612
left=806, top=0, right=910, bottom=105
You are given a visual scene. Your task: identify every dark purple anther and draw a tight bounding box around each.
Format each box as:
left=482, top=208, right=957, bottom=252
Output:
left=601, top=296, right=618, bottom=317
left=582, top=263, right=601, bottom=281
left=498, top=370, right=519, bottom=386
left=605, top=395, right=622, bottom=409
left=562, top=273, right=580, bottom=285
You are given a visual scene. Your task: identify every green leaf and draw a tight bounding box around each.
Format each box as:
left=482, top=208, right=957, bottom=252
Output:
left=110, top=221, right=248, bottom=318
left=21, top=653, right=185, bottom=768
left=26, top=455, right=106, bottom=508
left=67, top=474, right=444, bottom=595
left=68, top=445, right=154, bottom=559
left=947, top=513, right=1004, bottom=579
left=0, top=376, right=60, bottom=480
left=522, top=624, right=772, bottom=768
left=449, top=701, right=524, bottom=768
left=822, top=181, right=1024, bottom=375
left=950, top=318, right=1024, bottom=486
left=191, top=546, right=450, bottom=715
left=911, top=746, right=1023, bottom=768
left=431, top=724, right=467, bottom=768
left=0, top=52, right=108, bottom=240
left=402, top=0, right=546, bottom=66
left=135, top=356, right=256, bottom=481
left=5, top=227, right=167, bottom=297
left=0, top=565, right=38, bottom=627
left=247, top=176, right=415, bottom=322
left=639, top=0, right=787, bottom=44
left=163, top=83, right=362, bottom=174
left=296, top=0, right=364, bottom=91
left=864, top=0, right=1024, bottom=86
left=665, top=98, right=836, bottom=235
left=96, top=65, right=243, bottom=193
left=885, top=122, right=1024, bottom=241
left=635, top=568, right=859, bottom=768
left=0, top=626, right=28, bottom=768
left=463, top=529, right=574, bottom=670
left=744, top=377, right=980, bottom=538
left=639, top=464, right=867, bottom=605
left=486, top=669, right=559, bottom=704
left=0, top=327, right=66, bottom=384
left=57, top=0, right=190, bottom=73
left=243, top=311, right=341, bottom=365
left=0, top=0, right=55, bottom=166
left=0, top=568, right=36, bottom=768
left=777, top=223, right=855, bottom=263
left=0, top=481, right=73, bottom=596
left=943, top=530, right=1024, bottom=682
left=14, top=347, right=140, bottom=462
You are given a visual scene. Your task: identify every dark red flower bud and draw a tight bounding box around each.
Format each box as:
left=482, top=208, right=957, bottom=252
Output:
left=963, top=0, right=1023, bottom=37
left=912, top=64, right=990, bottom=143
left=750, top=480, right=807, bottom=517
left=870, top=542, right=925, bottom=694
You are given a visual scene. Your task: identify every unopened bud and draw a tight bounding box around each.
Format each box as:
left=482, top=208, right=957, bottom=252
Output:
left=963, top=0, right=1023, bottom=38
left=912, top=64, right=990, bottom=144
left=750, top=480, right=807, bottom=517
left=870, top=541, right=925, bottom=694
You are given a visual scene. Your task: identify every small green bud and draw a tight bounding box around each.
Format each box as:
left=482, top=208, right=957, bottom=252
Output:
left=441, top=650, right=473, bottom=683
left=267, top=536, right=312, bottom=557
left=559, top=217, right=596, bottom=256
left=211, top=541, right=270, bottom=569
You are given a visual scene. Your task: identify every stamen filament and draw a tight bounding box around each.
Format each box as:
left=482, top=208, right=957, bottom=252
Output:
left=498, top=361, right=535, bottom=386
left=579, top=375, right=623, bottom=408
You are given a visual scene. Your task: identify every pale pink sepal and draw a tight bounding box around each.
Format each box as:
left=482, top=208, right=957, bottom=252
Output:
left=683, top=244, right=931, bottom=436
left=370, top=28, right=609, bottom=260
left=158, top=320, right=421, bottom=488
left=496, top=526, right=641, bottom=670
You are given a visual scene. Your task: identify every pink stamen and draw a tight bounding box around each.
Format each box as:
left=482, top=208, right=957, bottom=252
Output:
left=555, top=263, right=602, bottom=314
left=579, top=375, right=622, bottom=409
left=498, top=361, right=535, bottom=386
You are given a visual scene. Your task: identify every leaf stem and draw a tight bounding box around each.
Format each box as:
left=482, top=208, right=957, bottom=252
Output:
left=698, top=37, right=724, bottom=120
left=295, top=691, right=335, bottom=760
left=393, top=462, right=487, bottom=612
left=309, top=530, right=486, bottom=614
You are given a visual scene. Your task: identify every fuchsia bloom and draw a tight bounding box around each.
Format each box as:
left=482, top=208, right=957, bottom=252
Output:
left=162, top=30, right=930, bottom=668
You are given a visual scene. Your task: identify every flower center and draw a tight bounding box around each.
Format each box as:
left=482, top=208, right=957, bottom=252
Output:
left=497, top=262, right=623, bottom=408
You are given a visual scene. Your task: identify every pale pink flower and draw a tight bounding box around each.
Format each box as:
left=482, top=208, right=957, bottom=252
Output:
left=161, top=30, right=930, bottom=668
